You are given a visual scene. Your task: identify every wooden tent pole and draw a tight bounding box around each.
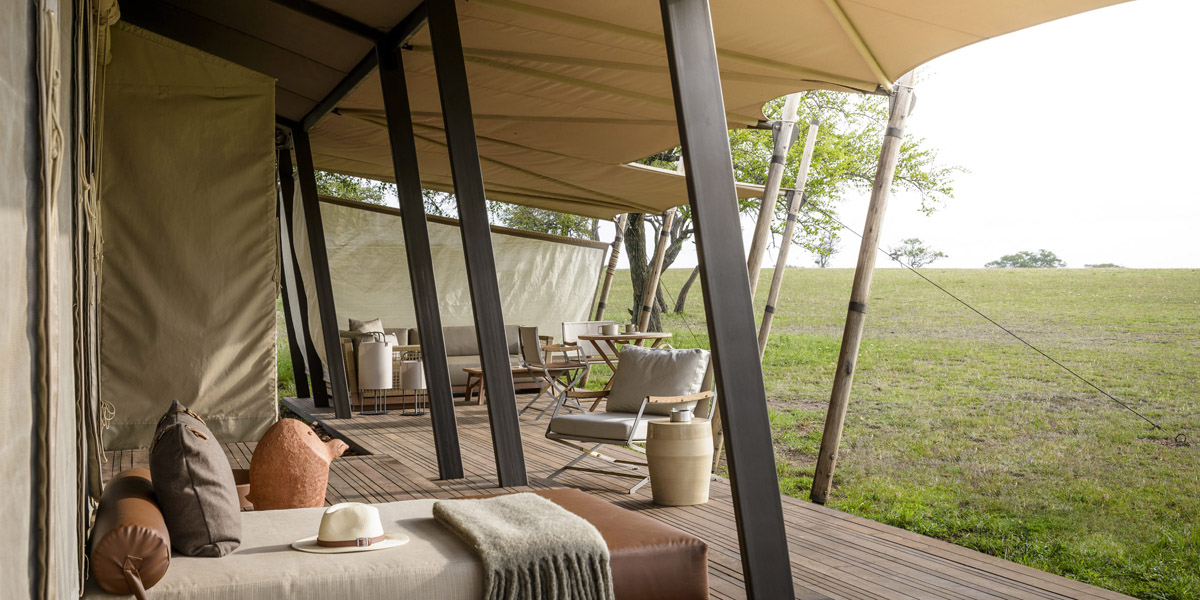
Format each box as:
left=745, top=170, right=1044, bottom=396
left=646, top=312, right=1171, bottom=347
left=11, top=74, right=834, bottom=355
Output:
left=757, top=118, right=820, bottom=356
left=638, top=208, right=676, bottom=331
left=745, top=93, right=802, bottom=299
left=593, top=213, right=628, bottom=320
left=810, top=72, right=915, bottom=504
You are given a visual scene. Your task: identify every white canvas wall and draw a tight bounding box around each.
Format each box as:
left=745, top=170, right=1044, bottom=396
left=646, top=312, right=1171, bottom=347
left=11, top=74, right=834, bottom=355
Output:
left=292, top=195, right=606, bottom=373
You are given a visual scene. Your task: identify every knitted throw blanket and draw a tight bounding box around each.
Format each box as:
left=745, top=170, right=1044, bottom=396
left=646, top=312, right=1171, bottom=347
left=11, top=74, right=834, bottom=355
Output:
left=433, top=493, right=615, bottom=600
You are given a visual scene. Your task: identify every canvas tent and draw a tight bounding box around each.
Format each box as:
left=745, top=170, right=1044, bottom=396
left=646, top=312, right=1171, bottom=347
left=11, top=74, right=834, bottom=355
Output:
left=0, top=0, right=1135, bottom=597
left=289, top=194, right=608, bottom=373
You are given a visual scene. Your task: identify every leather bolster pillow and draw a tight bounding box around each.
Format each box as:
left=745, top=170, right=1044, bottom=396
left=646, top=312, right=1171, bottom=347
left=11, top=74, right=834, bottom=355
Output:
left=90, top=468, right=170, bottom=600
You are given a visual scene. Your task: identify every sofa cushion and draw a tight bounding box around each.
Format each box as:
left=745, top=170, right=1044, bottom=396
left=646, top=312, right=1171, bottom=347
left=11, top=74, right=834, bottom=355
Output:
left=548, top=412, right=670, bottom=441
left=348, top=318, right=384, bottom=334
left=84, top=499, right=484, bottom=600
left=149, top=401, right=241, bottom=557
left=383, top=328, right=410, bottom=345
left=606, top=346, right=709, bottom=416
left=442, top=326, right=480, bottom=357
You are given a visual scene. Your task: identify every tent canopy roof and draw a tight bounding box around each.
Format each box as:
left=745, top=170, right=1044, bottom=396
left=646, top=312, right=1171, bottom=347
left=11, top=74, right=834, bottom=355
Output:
left=122, top=0, right=1127, bottom=218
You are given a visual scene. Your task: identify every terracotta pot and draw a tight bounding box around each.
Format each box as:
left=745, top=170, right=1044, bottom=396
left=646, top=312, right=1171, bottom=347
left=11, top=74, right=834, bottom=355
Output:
left=247, top=419, right=348, bottom=510
left=231, top=468, right=253, bottom=511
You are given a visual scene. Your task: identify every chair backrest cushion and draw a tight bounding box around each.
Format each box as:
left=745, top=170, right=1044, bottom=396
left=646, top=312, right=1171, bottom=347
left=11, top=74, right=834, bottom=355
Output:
left=606, top=345, right=710, bottom=416
left=562, top=321, right=614, bottom=357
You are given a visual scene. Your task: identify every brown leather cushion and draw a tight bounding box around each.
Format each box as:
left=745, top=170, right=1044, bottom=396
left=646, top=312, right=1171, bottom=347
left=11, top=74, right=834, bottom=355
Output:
left=149, top=401, right=242, bottom=556
left=459, top=488, right=708, bottom=600
left=90, top=468, right=171, bottom=598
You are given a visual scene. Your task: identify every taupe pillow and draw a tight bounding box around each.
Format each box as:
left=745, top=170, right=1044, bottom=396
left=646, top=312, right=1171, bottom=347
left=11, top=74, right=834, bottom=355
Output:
left=348, top=318, right=384, bottom=334
left=606, top=345, right=709, bottom=416
left=149, top=401, right=241, bottom=557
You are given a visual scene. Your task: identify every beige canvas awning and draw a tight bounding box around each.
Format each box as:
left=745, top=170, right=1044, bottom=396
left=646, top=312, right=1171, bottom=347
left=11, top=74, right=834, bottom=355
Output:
left=122, top=0, right=1129, bottom=218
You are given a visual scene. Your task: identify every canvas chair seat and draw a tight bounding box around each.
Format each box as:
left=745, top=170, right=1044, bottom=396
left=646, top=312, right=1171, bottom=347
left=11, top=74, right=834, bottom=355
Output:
left=548, top=412, right=672, bottom=442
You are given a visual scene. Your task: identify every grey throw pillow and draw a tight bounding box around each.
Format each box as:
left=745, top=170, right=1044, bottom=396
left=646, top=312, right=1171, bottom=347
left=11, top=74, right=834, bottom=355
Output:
left=348, top=318, right=384, bottom=334
left=149, top=401, right=241, bottom=557
left=606, top=345, right=709, bottom=416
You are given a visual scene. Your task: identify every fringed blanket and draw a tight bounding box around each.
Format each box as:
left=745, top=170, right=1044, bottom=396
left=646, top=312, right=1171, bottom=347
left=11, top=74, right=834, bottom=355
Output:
left=433, top=493, right=615, bottom=600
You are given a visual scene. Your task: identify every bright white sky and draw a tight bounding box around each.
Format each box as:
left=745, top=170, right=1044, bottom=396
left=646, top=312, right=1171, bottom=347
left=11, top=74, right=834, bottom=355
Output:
left=611, top=0, right=1200, bottom=270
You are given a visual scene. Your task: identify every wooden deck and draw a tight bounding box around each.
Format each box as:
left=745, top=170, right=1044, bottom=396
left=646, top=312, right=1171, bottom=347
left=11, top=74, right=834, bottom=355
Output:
left=106, top=395, right=1131, bottom=600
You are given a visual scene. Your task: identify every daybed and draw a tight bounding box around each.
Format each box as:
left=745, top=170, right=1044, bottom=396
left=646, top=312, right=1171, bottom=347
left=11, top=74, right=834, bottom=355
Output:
left=85, top=486, right=708, bottom=599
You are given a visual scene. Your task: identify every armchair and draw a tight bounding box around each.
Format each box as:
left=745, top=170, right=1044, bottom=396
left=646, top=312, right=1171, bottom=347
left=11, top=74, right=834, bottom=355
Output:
left=545, top=344, right=713, bottom=493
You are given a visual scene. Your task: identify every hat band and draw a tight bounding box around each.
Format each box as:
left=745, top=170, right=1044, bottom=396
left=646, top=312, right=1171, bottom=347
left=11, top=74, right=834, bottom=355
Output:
left=316, top=534, right=386, bottom=548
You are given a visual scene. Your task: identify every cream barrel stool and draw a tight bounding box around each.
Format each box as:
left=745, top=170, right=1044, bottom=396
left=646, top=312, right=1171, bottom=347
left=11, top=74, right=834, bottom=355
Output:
left=646, top=416, right=714, bottom=505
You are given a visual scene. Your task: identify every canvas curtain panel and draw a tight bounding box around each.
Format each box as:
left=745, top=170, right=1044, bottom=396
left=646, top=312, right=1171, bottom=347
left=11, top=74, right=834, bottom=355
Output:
left=99, top=23, right=278, bottom=449
left=291, top=195, right=606, bottom=375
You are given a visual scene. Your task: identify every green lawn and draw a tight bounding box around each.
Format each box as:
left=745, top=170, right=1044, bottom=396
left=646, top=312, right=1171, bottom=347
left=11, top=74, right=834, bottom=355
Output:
left=277, top=267, right=1198, bottom=599
left=646, top=267, right=1198, bottom=600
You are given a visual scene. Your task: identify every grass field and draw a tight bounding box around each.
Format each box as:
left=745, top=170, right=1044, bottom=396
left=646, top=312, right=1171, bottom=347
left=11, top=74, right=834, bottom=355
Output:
left=277, top=267, right=1198, bottom=599
left=643, top=267, right=1198, bottom=600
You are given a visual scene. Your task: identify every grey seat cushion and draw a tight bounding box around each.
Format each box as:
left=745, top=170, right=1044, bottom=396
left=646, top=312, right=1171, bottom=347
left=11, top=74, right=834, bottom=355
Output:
left=606, top=346, right=709, bottom=416
left=549, top=412, right=670, bottom=442
left=149, top=401, right=241, bottom=557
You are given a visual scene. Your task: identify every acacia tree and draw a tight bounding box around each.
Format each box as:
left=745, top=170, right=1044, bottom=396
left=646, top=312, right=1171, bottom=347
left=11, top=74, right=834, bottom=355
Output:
left=635, top=89, right=958, bottom=322
left=812, top=227, right=840, bottom=268
left=887, top=237, right=946, bottom=268
left=985, top=250, right=1066, bottom=268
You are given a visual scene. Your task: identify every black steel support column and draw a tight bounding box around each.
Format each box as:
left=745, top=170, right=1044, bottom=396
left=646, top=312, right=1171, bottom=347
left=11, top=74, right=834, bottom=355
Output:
left=377, top=42, right=464, bottom=480
left=276, top=150, right=312, bottom=399
left=278, top=148, right=326, bottom=405
left=426, top=0, right=528, bottom=487
left=659, top=0, right=793, bottom=596
left=292, top=129, right=354, bottom=419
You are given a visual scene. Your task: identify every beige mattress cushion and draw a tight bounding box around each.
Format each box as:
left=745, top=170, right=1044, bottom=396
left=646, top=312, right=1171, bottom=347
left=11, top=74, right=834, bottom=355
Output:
left=83, top=499, right=483, bottom=600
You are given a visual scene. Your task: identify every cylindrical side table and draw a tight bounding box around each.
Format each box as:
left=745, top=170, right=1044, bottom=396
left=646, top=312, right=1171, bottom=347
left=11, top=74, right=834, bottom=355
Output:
left=646, top=418, right=714, bottom=506
left=358, top=341, right=393, bottom=415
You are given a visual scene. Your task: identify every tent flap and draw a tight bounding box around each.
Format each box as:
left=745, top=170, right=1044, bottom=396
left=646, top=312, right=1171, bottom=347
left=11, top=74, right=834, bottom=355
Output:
left=100, top=23, right=278, bottom=449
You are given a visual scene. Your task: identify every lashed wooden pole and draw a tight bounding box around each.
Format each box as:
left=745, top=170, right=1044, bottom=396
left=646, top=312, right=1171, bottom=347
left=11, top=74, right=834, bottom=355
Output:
left=757, top=118, right=820, bottom=356
left=638, top=208, right=676, bottom=331
left=594, top=213, right=628, bottom=320
left=745, top=93, right=802, bottom=299
left=811, top=72, right=916, bottom=504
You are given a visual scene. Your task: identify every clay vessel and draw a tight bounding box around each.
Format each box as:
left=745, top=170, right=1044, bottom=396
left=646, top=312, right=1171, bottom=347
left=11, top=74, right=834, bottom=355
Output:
left=247, top=419, right=348, bottom=510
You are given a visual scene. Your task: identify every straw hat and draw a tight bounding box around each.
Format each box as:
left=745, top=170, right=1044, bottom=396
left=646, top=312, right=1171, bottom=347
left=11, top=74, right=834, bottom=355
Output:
left=291, top=503, right=409, bottom=554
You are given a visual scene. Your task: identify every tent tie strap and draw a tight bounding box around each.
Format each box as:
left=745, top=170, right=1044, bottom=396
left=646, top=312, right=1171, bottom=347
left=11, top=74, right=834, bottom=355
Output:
left=885, top=126, right=903, bottom=139
left=848, top=301, right=867, bottom=314
left=764, top=305, right=775, bottom=314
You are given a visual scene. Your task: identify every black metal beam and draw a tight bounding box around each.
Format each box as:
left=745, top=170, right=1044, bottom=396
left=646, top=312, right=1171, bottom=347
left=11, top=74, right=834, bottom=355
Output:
left=426, top=0, right=528, bottom=487
left=377, top=42, right=465, bottom=480
left=266, top=0, right=385, bottom=43
left=292, top=128, right=354, bottom=419
left=277, top=141, right=330, bottom=406
left=658, top=0, right=793, bottom=596
left=276, top=148, right=312, bottom=400
left=300, top=4, right=429, bottom=132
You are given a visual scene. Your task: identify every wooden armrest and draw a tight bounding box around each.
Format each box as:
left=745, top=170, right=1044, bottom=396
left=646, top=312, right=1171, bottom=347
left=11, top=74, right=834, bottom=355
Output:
left=567, top=389, right=609, bottom=399
left=541, top=344, right=579, bottom=352
left=645, top=391, right=713, bottom=404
